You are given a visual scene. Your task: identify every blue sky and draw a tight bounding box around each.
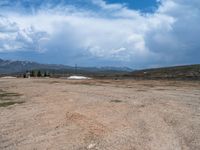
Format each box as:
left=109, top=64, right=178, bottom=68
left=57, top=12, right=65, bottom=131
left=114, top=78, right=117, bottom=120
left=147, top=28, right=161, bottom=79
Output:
left=107, top=0, right=158, bottom=11
left=0, top=0, right=200, bottom=68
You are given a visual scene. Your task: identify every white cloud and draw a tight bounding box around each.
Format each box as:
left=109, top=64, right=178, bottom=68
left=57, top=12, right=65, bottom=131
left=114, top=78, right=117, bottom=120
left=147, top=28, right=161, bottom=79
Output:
left=0, top=16, right=18, bottom=32
left=0, top=16, right=49, bottom=52
left=146, top=0, right=200, bottom=64
left=91, top=0, right=124, bottom=10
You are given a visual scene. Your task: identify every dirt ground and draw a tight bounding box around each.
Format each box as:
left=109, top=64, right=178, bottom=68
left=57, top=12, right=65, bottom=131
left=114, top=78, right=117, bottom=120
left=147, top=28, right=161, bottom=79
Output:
left=0, top=78, right=200, bottom=150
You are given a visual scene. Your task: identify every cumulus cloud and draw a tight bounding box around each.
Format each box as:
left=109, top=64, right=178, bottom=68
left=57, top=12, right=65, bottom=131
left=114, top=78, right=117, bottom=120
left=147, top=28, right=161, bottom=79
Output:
left=146, top=0, right=200, bottom=64
left=0, top=0, right=199, bottom=67
left=0, top=16, right=49, bottom=52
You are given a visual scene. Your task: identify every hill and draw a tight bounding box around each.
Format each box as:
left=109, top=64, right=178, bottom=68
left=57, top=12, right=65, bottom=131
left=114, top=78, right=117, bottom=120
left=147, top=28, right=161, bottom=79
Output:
left=127, top=65, right=200, bottom=80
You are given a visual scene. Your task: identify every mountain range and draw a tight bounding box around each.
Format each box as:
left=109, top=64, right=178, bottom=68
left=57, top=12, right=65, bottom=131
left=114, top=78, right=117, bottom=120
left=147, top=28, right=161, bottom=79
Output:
left=0, top=58, right=132, bottom=75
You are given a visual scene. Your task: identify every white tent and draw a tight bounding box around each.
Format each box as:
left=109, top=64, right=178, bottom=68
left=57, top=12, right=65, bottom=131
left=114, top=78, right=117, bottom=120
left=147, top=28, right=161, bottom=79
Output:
left=67, top=76, right=91, bottom=80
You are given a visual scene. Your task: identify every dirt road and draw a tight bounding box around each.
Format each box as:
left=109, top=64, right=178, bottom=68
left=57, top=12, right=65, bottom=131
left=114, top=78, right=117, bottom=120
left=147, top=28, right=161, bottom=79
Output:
left=0, top=78, right=200, bottom=150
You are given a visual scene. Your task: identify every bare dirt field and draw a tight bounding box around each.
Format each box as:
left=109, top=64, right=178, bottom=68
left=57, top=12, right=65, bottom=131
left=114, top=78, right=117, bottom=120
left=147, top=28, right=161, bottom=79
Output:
left=0, top=78, right=200, bottom=150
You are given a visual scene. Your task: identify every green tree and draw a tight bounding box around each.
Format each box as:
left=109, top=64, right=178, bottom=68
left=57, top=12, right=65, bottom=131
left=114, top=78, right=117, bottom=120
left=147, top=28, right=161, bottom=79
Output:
left=23, top=73, right=26, bottom=78
left=44, top=71, right=49, bottom=77
left=31, top=70, right=38, bottom=77
left=37, top=70, right=42, bottom=77
left=30, top=70, right=34, bottom=77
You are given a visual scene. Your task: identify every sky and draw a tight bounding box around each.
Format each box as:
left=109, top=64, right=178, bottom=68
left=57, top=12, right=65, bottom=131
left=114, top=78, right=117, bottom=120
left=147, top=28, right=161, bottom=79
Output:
left=0, top=0, right=200, bottom=68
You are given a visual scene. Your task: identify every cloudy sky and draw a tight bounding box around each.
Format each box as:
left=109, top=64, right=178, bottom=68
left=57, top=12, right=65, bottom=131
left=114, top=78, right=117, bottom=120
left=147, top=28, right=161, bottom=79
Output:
left=0, top=0, right=199, bottom=68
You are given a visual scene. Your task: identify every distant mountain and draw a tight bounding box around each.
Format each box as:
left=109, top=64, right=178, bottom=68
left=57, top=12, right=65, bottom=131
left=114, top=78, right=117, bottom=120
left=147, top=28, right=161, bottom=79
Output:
left=0, top=58, right=69, bottom=74
left=128, top=64, right=200, bottom=80
left=0, top=58, right=132, bottom=75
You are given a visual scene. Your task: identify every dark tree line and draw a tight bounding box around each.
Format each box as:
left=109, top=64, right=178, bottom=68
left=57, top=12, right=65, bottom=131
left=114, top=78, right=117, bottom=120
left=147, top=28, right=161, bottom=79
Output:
left=24, top=70, right=50, bottom=78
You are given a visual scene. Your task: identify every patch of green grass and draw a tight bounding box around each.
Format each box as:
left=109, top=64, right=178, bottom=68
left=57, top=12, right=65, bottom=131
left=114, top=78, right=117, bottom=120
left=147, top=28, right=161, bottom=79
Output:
left=0, top=92, right=22, bottom=97
left=0, top=101, right=24, bottom=107
left=110, top=100, right=123, bottom=103
left=0, top=90, right=24, bottom=107
left=0, top=91, right=22, bottom=99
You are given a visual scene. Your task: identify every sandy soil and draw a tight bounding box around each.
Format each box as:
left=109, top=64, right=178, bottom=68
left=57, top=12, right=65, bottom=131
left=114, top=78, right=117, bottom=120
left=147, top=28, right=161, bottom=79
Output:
left=0, top=78, right=200, bottom=150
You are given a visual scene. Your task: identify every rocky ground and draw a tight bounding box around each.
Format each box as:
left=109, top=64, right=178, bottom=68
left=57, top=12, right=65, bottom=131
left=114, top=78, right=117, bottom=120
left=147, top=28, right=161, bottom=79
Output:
left=0, top=78, right=200, bottom=150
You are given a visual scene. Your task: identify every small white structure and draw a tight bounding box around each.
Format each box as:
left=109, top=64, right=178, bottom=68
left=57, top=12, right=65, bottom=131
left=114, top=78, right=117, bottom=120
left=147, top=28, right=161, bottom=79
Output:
left=25, top=72, right=31, bottom=78
left=67, top=76, right=91, bottom=80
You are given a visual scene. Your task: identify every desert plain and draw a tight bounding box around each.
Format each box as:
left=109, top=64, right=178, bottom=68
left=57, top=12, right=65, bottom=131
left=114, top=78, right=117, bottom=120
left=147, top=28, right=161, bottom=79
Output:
left=0, top=78, right=200, bottom=150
